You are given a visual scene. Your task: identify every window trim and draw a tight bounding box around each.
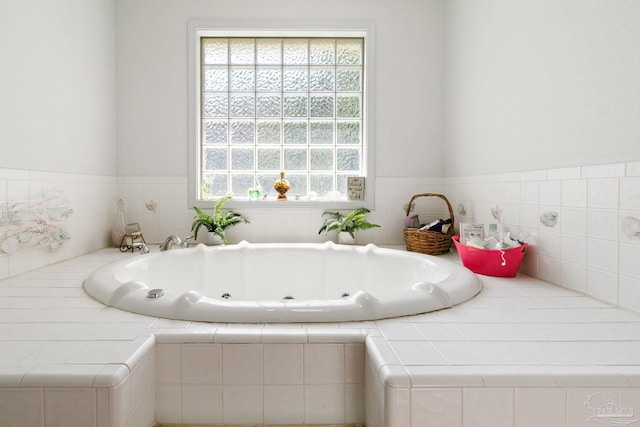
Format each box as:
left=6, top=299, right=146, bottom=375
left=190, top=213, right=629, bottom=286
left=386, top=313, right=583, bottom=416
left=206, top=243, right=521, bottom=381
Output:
left=188, top=20, right=376, bottom=209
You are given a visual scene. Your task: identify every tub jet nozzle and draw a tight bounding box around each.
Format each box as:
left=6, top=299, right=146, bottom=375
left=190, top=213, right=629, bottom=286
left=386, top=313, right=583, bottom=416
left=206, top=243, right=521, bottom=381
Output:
left=147, top=289, right=164, bottom=299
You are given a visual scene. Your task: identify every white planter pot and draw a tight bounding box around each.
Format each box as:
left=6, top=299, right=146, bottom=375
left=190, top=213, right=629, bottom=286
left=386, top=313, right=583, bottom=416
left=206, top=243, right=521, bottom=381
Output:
left=205, top=232, right=225, bottom=245
left=338, top=232, right=356, bottom=245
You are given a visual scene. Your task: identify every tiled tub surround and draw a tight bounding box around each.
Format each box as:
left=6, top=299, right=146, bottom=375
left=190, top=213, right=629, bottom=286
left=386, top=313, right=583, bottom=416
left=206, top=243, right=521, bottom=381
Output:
left=117, top=161, right=640, bottom=316
left=0, top=168, right=115, bottom=280
left=0, top=249, right=639, bottom=426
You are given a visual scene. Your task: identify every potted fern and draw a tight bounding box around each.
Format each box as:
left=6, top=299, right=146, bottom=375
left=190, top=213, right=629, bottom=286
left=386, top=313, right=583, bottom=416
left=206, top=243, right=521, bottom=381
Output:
left=318, top=207, right=380, bottom=244
left=191, top=195, right=249, bottom=244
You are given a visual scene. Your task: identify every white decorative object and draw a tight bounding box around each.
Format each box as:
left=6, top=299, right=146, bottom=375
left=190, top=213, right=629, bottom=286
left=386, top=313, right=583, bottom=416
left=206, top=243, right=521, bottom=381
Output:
left=491, top=204, right=503, bottom=223
left=338, top=232, right=356, bottom=245
left=540, top=211, right=559, bottom=227
left=145, top=200, right=158, bottom=212
left=622, top=217, right=640, bottom=240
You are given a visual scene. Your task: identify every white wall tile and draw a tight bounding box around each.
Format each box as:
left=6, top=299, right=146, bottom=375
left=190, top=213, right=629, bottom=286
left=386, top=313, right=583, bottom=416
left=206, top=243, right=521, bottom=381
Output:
left=587, top=240, right=618, bottom=273
left=44, top=388, right=96, bottom=427
left=463, top=387, right=514, bottom=427
left=562, top=179, right=588, bottom=207
left=0, top=388, right=43, bottom=427
left=156, top=384, right=182, bottom=424
left=562, top=207, right=587, bottom=237
left=181, top=384, right=221, bottom=425
left=264, top=343, right=303, bottom=385
left=588, top=178, right=619, bottom=208
left=304, top=384, right=345, bottom=424
left=345, top=383, right=365, bottom=423
left=222, top=343, right=262, bottom=384
left=264, top=385, right=304, bottom=424
left=515, top=387, right=566, bottom=427
left=540, top=181, right=561, bottom=206
left=345, top=343, right=365, bottom=384
left=410, top=388, right=462, bottom=427
left=567, top=388, right=619, bottom=427
left=181, top=343, right=221, bottom=384
left=561, top=261, right=587, bottom=293
left=304, top=343, right=344, bottom=384
left=521, top=181, right=539, bottom=205
left=156, top=343, right=181, bottom=384
left=619, top=276, right=640, bottom=313
left=561, top=235, right=587, bottom=265
left=222, top=384, right=263, bottom=424
left=620, top=244, right=640, bottom=278
left=587, top=269, right=619, bottom=306
left=587, top=209, right=619, bottom=241
left=620, top=178, right=640, bottom=210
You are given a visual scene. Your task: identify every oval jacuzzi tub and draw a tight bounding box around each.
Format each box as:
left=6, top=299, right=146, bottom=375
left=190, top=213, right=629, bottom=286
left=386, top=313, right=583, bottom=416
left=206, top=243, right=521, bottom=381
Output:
left=83, top=241, right=482, bottom=323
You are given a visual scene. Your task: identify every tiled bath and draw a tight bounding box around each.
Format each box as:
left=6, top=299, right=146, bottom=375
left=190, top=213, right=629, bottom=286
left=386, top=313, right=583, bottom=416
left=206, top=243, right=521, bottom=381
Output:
left=0, top=248, right=639, bottom=426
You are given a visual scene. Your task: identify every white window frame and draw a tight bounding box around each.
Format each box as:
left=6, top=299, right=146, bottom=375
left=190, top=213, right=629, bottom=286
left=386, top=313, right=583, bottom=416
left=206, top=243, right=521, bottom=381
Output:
left=188, top=20, right=376, bottom=209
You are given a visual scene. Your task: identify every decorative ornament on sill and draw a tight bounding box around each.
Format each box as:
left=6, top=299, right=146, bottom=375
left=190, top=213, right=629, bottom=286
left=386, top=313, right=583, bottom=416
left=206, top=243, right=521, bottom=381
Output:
left=274, top=171, right=290, bottom=200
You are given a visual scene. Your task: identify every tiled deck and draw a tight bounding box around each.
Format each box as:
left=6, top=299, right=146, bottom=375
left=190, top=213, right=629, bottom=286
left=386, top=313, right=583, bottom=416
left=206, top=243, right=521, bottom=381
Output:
left=0, top=247, right=639, bottom=426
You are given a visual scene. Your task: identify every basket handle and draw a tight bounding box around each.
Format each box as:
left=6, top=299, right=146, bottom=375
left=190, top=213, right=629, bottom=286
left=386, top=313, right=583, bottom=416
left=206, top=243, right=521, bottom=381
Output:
left=404, top=193, right=455, bottom=225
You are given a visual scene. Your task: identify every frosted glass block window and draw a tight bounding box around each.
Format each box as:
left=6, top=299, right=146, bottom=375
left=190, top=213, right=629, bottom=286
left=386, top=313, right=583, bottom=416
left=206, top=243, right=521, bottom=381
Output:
left=198, top=37, right=365, bottom=200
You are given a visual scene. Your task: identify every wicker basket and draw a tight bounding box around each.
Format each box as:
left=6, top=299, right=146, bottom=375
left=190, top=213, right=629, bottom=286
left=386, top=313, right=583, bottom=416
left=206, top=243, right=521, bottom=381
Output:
left=403, top=193, right=455, bottom=255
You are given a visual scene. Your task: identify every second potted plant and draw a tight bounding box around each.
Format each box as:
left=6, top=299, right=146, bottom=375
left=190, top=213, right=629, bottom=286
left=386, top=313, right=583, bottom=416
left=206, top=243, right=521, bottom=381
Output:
left=191, top=195, right=249, bottom=244
left=318, top=207, right=380, bottom=244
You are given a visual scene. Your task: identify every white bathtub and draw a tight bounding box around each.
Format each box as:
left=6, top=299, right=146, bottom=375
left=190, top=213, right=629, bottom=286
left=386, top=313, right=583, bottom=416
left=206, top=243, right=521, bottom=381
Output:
left=83, top=241, right=482, bottom=323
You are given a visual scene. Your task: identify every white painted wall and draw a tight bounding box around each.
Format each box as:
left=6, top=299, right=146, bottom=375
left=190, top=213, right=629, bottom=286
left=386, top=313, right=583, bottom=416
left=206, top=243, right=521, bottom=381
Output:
left=114, top=0, right=445, bottom=178
left=0, top=0, right=117, bottom=176
left=443, top=0, right=640, bottom=177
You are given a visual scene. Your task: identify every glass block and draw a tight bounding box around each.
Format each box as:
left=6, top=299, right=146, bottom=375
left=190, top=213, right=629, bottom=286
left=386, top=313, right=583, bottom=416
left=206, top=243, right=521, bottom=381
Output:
left=283, top=95, right=308, bottom=117
left=230, top=66, right=255, bottom=91
left=202, top=38, right=228, bottom=65
left=256, top=95, right=281, bottom=117
left=256, top=67, right=282, bottom=92
left=203, top=120, right=228, bottom=144
left=203, top=93, right=228, bottom=118
left=204, top=147, right=228, bottom=170
left=336, top=67, right=361, bottom=92
left=257, top=121, right=280, bottom=144
left=257, top=39, right=282, bottom=64
left=283, top=39, right=308, bottom=65
left=257, top=148, right=281, bottom=170
left=310, top=174, right=333, bottom=196
left=310, top=148, right=334, bottom=170
left=230, top=39, right=255, bottom=64
left=310, top=122, right=333, bottom=144
left=230, top=94, right=255, bottom=117
left=310, top=67, right=335, bottom=92
left=201, top=173, right=228, bottom=198
left=286, top=174, right=307, bottom=197
left=231, top=174, right=254, bottom=197
left=203, top=66, right=228, bottom=91
left=310, top=39, right=335, bottom=65
left=336, top=122, right=360, bottom=144
left=336, top=95, right=361, bottom=118
left=230, top=121, right=254, bottom=144
left=257, top=173, right=279, bottom=197
left=284, top=121, right=307, bottom=144
left=337, top=148, right=360, bottom=171
left=231, top=147, right=255, bottom=170
left=336, top=174, right=350, bottom=197
left=283, top=67, right=308, bottom=92
left=310, top=96, right=334, bottom=118
left=284, top=148, right=308, bottom=170
left=336, top=39, right=363, bottom=65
